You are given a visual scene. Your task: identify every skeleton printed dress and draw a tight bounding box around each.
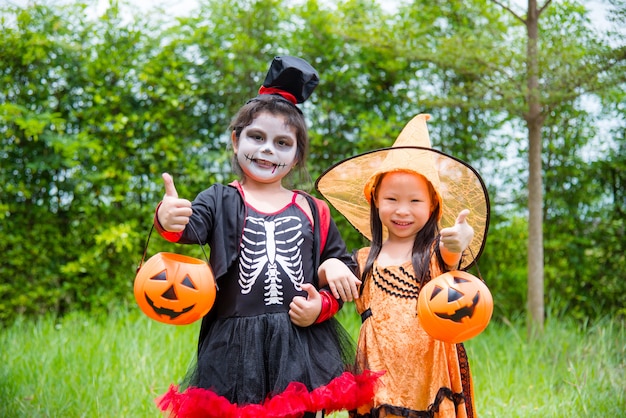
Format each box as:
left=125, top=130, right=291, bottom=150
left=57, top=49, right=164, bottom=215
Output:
left=157, top=186, right=379, bottom=418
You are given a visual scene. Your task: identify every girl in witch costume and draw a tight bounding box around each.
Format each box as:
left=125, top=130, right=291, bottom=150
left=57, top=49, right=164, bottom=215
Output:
left=316, top=114, right=490, bottom=418
left=154, top=56, right=380, bottom=418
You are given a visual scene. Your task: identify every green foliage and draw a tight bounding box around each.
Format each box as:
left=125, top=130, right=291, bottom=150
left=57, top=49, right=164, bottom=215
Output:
left=0, top=0, right=625, bottom=326
left=475, top=215, right=528, bottom=320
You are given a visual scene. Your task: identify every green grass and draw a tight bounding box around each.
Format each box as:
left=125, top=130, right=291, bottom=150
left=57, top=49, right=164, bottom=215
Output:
left=1, top=304, right=624, bottom=417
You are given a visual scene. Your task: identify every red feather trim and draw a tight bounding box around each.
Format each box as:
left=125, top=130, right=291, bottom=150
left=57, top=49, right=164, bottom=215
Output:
left=156, top=370, right=383, bottom=418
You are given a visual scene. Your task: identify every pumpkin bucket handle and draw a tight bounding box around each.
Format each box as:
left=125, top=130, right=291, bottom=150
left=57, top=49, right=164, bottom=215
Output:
left=136, top=223, right=210, bottom=274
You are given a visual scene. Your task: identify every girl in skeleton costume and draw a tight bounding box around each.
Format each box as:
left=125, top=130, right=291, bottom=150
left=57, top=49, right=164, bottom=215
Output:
left=154, top=56, right=380, bottom=418
left=316, top=114, right=490, bottom=417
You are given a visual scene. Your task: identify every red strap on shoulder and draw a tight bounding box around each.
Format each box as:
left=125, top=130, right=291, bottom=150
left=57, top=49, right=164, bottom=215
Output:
left=295, top=191, right=331, bottom=254
left=314, top=198, right=330, bottom=255
left=315, top=290, right=340, bottom=324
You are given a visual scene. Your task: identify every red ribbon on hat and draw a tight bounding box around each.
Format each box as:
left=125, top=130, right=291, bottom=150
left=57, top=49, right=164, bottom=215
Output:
left=258, top=86, right=298, bottom=105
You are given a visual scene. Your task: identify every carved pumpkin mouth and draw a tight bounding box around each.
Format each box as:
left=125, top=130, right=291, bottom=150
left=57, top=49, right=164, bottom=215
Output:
left=145, top=293, right=195, bottom=319
left=434, top=291, right=480, bottom=323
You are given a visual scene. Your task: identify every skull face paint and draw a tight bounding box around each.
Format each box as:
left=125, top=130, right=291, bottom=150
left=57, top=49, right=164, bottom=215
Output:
left=233, top=112, right=298, bottom=185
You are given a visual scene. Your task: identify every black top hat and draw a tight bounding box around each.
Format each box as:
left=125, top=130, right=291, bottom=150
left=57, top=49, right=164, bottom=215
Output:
left=257, top=56, right=319, bottom=105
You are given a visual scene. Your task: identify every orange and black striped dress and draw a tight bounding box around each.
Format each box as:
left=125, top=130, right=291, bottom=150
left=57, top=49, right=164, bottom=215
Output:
left=351, top=248, right=476, bottom=418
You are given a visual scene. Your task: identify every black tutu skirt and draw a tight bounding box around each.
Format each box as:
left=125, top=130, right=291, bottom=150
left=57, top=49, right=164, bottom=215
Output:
left=157, top=312, right=382, bottom=418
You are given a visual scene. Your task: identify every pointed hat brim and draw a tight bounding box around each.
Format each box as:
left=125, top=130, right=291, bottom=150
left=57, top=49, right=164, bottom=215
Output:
left=315, top=114, right=490, bottom=269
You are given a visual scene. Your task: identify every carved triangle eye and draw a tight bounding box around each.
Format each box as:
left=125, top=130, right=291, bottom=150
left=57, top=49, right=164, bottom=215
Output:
left=181, top=275, right=196, bottom=289
left=430, top=285, right=444, bottom=300
left=150, top=270, right=167, bottom=281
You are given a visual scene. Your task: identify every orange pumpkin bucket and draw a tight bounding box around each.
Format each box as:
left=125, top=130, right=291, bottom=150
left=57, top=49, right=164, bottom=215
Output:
left=417, top=270, right=493, bottom=343
left=134, top=226, right=216, bottom=325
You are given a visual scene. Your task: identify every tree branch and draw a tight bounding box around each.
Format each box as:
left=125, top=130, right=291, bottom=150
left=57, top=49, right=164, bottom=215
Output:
left=491, top=0, right=526, bottom=24
left=538, top=0, right=553, bottom=16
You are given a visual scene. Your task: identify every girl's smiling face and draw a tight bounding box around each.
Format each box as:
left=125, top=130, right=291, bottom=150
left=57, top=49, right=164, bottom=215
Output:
left=375, top=171, right=434, bottom=241
left=232, top=112, right=298, bottom=185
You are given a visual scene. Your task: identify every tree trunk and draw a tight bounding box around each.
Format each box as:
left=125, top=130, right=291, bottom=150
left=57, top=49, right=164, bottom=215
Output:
left=525, top=0, right=545, bottom=337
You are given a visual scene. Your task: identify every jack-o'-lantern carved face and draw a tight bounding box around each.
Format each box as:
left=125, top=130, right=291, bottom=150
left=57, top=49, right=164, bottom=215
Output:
left=134, top=252, right=216, bottom=325
left=417, top=270, right=493, bottom=343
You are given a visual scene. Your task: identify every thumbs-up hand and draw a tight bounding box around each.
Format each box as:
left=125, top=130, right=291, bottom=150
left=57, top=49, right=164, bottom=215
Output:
left=157, top=173, right=193, bottom=232
left=289, top=283, right=322, bottom=327
left=440, top=209, right=474, bottom=254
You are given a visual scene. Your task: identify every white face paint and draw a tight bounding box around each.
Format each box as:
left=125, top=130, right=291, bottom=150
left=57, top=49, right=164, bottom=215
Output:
left=233, top=112, right=298, bottom=185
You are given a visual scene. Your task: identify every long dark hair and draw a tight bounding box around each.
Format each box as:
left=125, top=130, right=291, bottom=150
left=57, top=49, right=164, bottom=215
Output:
left=359, top=172, right=446, bottom=294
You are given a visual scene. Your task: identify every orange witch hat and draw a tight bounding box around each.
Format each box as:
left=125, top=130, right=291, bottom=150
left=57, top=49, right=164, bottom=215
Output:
left=315, top=114, right=490, bottom=269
